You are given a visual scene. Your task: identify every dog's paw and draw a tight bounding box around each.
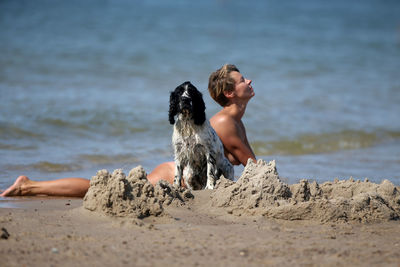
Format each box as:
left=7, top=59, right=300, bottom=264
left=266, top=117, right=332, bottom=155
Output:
left=205, top=184, right=215, bottom=190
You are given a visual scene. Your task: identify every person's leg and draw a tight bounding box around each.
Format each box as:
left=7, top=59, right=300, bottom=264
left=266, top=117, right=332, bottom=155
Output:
left=1, top=161, right=176, bottom=198
left=147, top=161, right=175, bottom=185
left=1, top=175, right=90, bottom=197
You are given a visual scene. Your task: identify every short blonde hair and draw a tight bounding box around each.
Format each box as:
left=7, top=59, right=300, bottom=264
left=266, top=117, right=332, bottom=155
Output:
left=208, top=64, right=239, bottom=107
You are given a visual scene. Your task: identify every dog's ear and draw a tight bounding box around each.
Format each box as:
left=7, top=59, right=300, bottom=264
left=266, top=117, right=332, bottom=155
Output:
left=169, top=90, right=179, bottom=124
left=190, top=84, right=206, bottom=125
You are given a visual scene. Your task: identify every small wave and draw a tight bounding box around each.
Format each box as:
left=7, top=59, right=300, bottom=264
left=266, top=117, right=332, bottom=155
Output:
left=38, top=118, right=91, bottom=131
left=0, top=142, right=36, bottom=150
left=78, top=153, right=139, bottom=165
left=252, top=129, right=400, bottom=156
left=6, top=162, right=83, bottom=173
left=3, top=154, right=139, bottom=174
left=38, top=117, right=148, bottom=136
left=0, top=123, right=44, bottom=140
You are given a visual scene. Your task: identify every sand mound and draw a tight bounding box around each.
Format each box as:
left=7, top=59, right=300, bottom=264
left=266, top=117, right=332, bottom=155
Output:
left=83, top=166, right=193, bottom=218
left=211, top=159, right=400, bottom=223
left=83, top=160, right=400, bottom=223
left=211, top=160, right=291, bottom=213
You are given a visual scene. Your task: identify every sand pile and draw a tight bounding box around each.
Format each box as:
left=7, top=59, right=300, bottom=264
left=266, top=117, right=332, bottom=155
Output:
left=83, top=160, right=400, bottom=223
left=211, top=160, right=292, bottom=212
left=83, top=166, right=193, bottom=218
left=211, top=159, right=400, bottom=223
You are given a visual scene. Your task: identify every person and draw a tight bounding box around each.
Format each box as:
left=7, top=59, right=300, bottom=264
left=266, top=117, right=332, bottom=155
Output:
left=1, top=64, right=256, bottom=197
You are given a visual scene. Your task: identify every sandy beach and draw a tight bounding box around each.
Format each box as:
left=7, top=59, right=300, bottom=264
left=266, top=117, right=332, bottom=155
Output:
left=1, top=194, right=400, bottom=266
left=1, top=160, right=400, bottom=266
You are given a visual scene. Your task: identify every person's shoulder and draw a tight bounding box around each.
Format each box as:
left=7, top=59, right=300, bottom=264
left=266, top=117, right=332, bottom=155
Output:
left=210, top=111, right=238, bottom=136
left=210, top=111, right=234, bottom=127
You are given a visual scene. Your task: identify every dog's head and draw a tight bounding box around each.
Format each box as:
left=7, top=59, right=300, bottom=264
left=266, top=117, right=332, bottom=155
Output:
left=169, top=81, right=206, bottom=125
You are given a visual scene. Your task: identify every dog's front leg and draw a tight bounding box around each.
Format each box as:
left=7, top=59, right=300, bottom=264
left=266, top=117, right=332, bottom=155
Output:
left=205, top=152, right=217, bottom=189
left=174, top=162, right=183, bottom=187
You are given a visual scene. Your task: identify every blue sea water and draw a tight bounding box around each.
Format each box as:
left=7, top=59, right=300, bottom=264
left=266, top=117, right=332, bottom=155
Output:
left=1, top=0, right=400, bottom=188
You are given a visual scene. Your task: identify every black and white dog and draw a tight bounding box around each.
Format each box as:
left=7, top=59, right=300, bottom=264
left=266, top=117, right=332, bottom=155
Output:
left=169, top=81, right=234, bottom=190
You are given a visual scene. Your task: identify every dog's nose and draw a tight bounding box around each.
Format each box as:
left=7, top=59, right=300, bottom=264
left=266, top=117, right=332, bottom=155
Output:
left=180, top=97, right=192, bottom=111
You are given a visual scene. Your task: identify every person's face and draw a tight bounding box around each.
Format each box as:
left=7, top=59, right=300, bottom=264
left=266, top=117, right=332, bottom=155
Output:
left=230, top=71, right=255, bottom=100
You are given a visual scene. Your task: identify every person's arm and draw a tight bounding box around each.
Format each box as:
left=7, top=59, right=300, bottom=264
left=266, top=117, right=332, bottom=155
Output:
left=212, top=117, right=256, bottom=166
left=222, top=130, right=256, bottom=166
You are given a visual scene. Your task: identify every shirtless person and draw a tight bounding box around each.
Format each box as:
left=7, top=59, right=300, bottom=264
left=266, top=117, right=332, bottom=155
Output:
left=1, top=64, right=256, bottom=197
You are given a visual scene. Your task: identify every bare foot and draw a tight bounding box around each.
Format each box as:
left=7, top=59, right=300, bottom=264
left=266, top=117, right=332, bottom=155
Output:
left=1, top=176, right=31, bottom=197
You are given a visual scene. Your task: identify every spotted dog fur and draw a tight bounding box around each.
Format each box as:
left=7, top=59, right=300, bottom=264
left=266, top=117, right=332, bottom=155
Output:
left=169, top=81, right=234, bottom=190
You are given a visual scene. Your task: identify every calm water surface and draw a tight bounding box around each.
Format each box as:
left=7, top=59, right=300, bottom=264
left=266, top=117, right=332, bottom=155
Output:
left=1, top=0, right=399, bottom=188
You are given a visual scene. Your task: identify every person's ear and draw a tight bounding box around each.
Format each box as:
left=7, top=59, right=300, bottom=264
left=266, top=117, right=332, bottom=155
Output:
left=223, top=90, right=235, bottom=99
